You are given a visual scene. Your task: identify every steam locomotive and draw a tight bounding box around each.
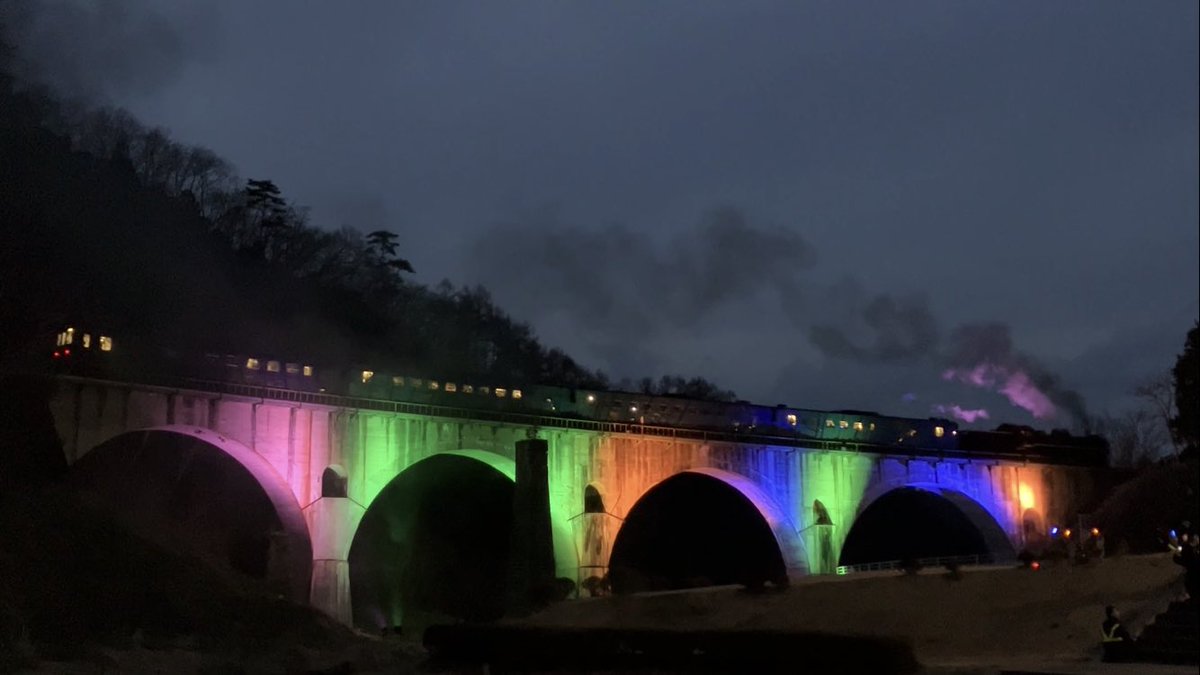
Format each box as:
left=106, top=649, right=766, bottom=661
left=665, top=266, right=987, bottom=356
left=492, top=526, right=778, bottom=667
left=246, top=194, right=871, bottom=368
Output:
left=48, top=323, right=1107, bottom=462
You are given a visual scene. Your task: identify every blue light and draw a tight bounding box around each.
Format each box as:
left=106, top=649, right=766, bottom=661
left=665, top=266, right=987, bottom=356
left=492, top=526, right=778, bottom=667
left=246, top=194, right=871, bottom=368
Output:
left=1050, top=526, right=1059, bottom=536
left=1170, top=529, right=1177, bottom=539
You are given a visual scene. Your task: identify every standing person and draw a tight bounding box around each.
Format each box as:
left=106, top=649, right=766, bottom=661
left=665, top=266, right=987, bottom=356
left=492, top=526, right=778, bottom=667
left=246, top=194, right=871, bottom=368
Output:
left=1100, top=605, right=1135, bottom=662
left=1174, top=530, right=1199, bottom=603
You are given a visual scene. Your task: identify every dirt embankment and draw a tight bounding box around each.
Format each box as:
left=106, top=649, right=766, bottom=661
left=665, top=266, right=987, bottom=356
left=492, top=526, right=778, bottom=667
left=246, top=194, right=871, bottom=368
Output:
left=516, top=555, right=1188, bottom=671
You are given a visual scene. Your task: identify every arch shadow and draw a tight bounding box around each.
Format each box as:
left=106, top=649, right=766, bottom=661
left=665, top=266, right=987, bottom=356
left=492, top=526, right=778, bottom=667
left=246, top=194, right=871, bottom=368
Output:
left=348, top=450, right=517, bottom=630
left=840, top=482, right=1016, bottom=567
left=69, top=425, right=313, bottom=603
left=608, top=469, right=805, bottom=593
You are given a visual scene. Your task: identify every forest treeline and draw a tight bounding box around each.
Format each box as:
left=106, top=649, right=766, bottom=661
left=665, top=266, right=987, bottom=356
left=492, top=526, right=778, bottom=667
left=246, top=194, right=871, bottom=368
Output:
left=0, top=33, right=733, bottom=401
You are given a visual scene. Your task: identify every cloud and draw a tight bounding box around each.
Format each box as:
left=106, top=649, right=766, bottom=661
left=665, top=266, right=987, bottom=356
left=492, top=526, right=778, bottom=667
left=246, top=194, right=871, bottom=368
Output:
left=809, top=291, right=939, bottom=362
left=0, top=0, right=218, bottom=100
left=932, top=404, right=991, bottom=424
left=469, top=206, right=815, bottom=339
left=941, top=323, right=1089, bottom=428
left=811, top=302, right=1090, bottom=427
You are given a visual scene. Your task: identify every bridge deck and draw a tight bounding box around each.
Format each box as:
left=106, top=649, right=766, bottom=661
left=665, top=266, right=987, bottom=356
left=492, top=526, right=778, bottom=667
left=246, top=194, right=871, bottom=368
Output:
left=57, top=375, right=1099, bottom=466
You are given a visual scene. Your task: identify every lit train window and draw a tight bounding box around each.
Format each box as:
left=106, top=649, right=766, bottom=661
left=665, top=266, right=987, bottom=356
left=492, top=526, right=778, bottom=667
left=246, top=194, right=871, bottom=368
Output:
left=869, top=423, right=876, bottom=431
left=99, top=336, right=112, bottom=352
left=361, top=370, right=374, bottom=383
left=55, top=333, right=63, bottom=347
left=839, top=420, right=849, bottom=429
left=786, top=414, right=798, bottom=426
left=495, top=388, right=507, bottom=398
left=907, top=429, right=917, bottom=437
left=64, top=328, right=75, bottom=345
left=825, top=419, right=835, bottom=428
left=934, top=426, right=945, bottom=438
left=445, top=383, right=458, bottom=392
left=302, top=365, right=313, bottom=377
left=392, top=376, right=404, bottom=386
left=478, top=386, right=489, bottom=395
left=286, top=363, right=300, bottom=374
left=462, top=385, right=474, bottom=394
left=429, top=380, right=439, bottom=390
left=246, top=358, right=260, bottom=370
left=512, top=389, right=522, bottom=400
left=82, top=334, right=91, bottom=348
left=586, top=393, right=596, bottom=403
left=267, top=361, right=281, bottom=373
left=853, top=421, right=864, bottom=432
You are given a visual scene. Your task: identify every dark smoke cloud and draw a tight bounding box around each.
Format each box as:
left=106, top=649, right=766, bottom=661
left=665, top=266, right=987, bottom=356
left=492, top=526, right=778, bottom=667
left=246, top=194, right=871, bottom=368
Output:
left=0, top=0, right=217, bottom=100
left=941, top=322, right=1090, bottom=430
left=469, top=206, right=814, bottom=337
left=808, top=294, right=1089, bottom=428
left=809, top=290, right=939, bottom=362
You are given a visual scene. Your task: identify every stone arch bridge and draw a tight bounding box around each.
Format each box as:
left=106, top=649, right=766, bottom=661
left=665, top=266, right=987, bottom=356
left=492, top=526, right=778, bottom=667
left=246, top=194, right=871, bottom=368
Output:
left=47, top=376, right=1105, bottom=626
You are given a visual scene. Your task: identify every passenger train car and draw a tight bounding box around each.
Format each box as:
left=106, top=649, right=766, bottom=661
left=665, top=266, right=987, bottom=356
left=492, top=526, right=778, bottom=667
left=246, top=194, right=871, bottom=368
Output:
left=47, top=324, right=1106, bottom=462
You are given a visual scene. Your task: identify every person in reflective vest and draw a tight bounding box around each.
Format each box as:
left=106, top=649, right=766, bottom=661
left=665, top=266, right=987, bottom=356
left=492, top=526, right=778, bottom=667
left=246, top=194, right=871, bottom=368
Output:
left=1101, top=605, right=1134, bottom=662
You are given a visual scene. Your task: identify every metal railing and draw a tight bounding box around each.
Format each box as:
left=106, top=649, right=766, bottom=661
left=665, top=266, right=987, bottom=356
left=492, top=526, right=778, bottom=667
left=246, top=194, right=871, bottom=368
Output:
left=835, top=552, right=1005, bottom=576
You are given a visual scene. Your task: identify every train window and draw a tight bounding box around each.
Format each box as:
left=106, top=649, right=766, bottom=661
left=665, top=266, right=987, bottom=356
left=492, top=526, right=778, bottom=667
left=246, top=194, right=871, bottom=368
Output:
left=82, top=333, right=91, bottom=348
left=787, top=413, right=798, bottom=426
left=411, top=379, right=423, bottom=388
left=286, top=363, right=300, bottom=374
left=495, top=388, right=507, bottom=398
left=361, top=370, right=374, bottom=384
left=825, top=419, right=835, bottom=428
left=267, top=361, right=281, bottom=373
left=907, top=429, right=918, bottom=437
left=392, top=376, right=405, bottom=386
left=445, top=383, right=458, bottom=392
left=512, top=389, right=522, bottom=400
left=302, top=365, right=313, bottom=377
left=429, top=380, right=440, bottom=390
left=246, top=358, right=260, bottom=370
left=839, top=420, right=849, bottom=429
left=934, top=426, right=945, bottom=438
left=64, top=328, right=74, bottom=345
left=869, top=423, right=876, bottom=431
left=462, top=385, right=474, bottom=394
left=99, top=336, right=112, bottom=352
left=586, top=393, right=596, bottom=403
left=853, top=421, right=864, bottom=432
left=478, top=386, right=489, bottom=395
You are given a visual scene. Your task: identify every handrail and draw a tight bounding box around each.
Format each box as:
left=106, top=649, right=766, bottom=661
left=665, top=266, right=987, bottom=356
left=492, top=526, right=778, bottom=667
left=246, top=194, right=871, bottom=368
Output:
left=53, top=373, right=1103, bottom=466
left=835, top=552, right=1008, bottom=575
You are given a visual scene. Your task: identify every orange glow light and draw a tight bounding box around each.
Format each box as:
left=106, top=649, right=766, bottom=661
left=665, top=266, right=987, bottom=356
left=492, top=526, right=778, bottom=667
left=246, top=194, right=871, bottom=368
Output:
left=1018, top=483, right=1036, bottom=511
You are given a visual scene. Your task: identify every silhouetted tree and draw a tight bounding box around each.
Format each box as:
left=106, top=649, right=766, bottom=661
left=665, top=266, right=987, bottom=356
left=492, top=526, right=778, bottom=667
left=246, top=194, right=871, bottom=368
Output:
left=1174, top=322, right=1199, bottom=456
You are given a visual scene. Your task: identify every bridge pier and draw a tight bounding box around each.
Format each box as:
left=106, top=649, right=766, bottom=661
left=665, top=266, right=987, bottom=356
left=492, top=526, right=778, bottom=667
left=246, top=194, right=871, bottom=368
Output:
left=304, top=496, right=365, bottom=625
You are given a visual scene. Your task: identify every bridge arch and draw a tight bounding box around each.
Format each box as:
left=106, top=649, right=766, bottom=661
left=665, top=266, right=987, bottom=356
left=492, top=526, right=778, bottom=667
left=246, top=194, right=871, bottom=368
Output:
left=348, top=451, right=514, bottom=629
left=839, top=481, right=1016, bottom=567
left=68, top=425, right=313, bottom=602
left=608, top=468, right=805, bottom=593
